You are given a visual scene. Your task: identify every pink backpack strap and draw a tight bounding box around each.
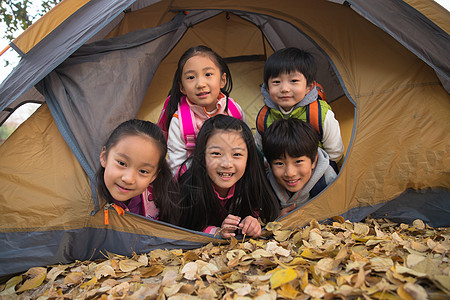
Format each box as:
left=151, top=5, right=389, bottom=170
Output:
left=178, top=96, right=196, bottom=154
left=141, top=185, right=159, bottom=220
left=227, top=98, right=243, bottom=120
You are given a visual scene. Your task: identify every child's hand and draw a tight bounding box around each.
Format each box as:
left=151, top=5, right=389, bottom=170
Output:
left=220, top=214, right=241, bottom=238
left=239, top=216, right=261, bottom=237
left=280, top=203, right=296, bottom=216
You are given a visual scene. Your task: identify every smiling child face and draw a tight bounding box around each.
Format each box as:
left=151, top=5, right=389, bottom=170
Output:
left=205, top=130, right=248, bottom=197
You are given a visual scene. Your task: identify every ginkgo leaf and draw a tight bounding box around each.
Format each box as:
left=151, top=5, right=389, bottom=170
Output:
left=119, top=259, right=144, bottom=272
left=398, top=283, right=427, bottom=300
left=79, top=276, right=97, bottom=289
left=370, top=257, right=394, bottom=272
left=265, top=222, right=282, bottom=232
left=273, top=230, right=291, bottom=242
left=46, top=265, right=68, bottom=282
left=412, top=219, right=425, bottom=230
left=270, top=268, right=297, bottom=289
left=140, top=264, right=164, bottom=277
left=300, top=248, right=324, bottom=260
left=95, top=265, right=116, bottom=279
left=251, top=249, right=272, bottom=259
left=4, top=275, right=22, bottom=290
left=181, top=261, right=198, bottom=280
left=353, top=222, right=370, bottom=235
left=16, top=267, right=47, bottom=292
left=63, top=272, right=83, bottom=286
left=409, top=241, right=428, bottom=252
left=304, top=284, right=325, bottom=298
left=196, top=260, right=219, bottom=276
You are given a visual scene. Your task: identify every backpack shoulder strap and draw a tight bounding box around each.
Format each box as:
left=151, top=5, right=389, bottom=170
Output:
left=315, top=82, right=327, bottom=102
left=256, top=105, right=270, bottom=136
left=178, top=96, right=196, bottom=153
left=227, top=98, right=243, bottom=119
left=306, top=99, right=323, bottom=140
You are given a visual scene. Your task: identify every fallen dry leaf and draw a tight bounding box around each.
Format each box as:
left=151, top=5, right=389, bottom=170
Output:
left=2, top=217, right=448, bottom=299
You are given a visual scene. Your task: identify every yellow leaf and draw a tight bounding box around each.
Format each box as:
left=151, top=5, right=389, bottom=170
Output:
left=249, top=238, right=266, bottom=248
left=140, top=264, right=164, bottom=277
left=397, top=286, right=415, bottom=300
left=370, top=257, right=393, bottom=272
left=353, top=222, right=370, bottom=235
left=308, top=229, right=323, bottom=248
left=5, top=275, right=22, bottom=290
left=183, top=250, right=199, bottom=262
left=352, top=233, right=375, bottom=242
left=299, top=270, right=308, bottom=290
left=274, top=230, right=291, bottom=242
left=371, top=291, right=401, bottom=300
left=286, top=257, right=307, bottom=266
left=46, top=265, right=67, bottom=282
left=119, top=259, right=144, bottom=272
left=432, top=274, right=450, bottom=294
left=300, top=248, right=323, bottom=260
left=412, top=219, right=425, bottom=230
left=16, top=267, right=47, bottom=293
left=63, top=272, right=83, bottom=286
left=409, top=241, right=428, bottom=252
left=332, top=216, right=345, bottom=223
left=265, top=222, right=282, bottom=232
left=277, top=282, right=299, bottom=299
left=95, top=265, right=116, bottom=279
left=270, top=268, right=297, bottom=289
left=80, top=276, right=97, bottom=289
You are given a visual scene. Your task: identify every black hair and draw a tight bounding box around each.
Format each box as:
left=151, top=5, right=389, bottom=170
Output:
left=95, top=119, right=178, bottom=223
left=262, top=118, right=319, bottom=164
left=176, top=115, right=280, bottom=231
left=163, top=45, right=233, bottom=131
left=263, top=47, right=317, bottom=87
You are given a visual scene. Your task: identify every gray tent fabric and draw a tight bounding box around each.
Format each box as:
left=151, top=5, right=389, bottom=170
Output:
left=237, top=12, right=345, bottom=103
left=348, top=0, right=450, bottom=92
left=0, top=216, right=213, bottom=278
left=0, top=0, right=135, bottom=115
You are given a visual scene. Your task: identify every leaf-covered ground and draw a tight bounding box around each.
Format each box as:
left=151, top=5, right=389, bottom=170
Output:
left=1, top=217, right=449, bottom=299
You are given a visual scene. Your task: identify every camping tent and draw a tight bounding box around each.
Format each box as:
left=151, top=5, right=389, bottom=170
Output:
left=0, top=0, right=449, bottom=277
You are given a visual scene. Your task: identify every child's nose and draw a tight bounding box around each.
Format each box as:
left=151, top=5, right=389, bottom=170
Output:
left=284, top=165, right=295, bottom=177
left=196, top=77, right=206, bottom=88
left=280, top=82, right=290, bottom=92
left=220, top=156, right=232, bottom=168
left=121, top=170, right=135, bottom=184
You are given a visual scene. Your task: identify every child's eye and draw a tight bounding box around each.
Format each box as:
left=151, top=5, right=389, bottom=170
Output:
left=139, top=169, right=150, bottom=175
left=271, top=79, right=280, bottom=84
left=233, top=152, right=243, bottom=157
left=205, top=72, right=213, bottom=77
left=273, top=161, right=284, bottom=166
left=186, top=75, right=195, bottom=80
left=296, top=159, right=304, bottom=164
left=117, top=160, right=126, bottom=167
left=291, top=79, right=299, bottom=83
left=210, top=151, right=221, bottom=156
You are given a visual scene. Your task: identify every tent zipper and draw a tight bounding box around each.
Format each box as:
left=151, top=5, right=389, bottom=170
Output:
left=104, top=203, right=125, bottom=225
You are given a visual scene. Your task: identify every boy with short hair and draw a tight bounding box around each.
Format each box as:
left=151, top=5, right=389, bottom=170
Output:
left=256, top=47, right=344, bottom=167
left=262, top=118, right=337, bottom=215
